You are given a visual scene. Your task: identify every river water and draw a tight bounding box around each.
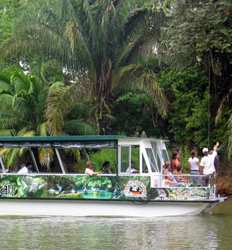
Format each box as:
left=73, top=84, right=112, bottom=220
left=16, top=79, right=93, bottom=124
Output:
left=0, top=215, right=231, bottom=250
left=0, top=200, right=232, bottom=250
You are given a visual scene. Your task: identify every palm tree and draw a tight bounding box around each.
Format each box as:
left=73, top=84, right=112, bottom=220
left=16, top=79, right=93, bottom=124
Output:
left=2, top=0, right=167, bottom=133
left=0, top=67, right=95, bottom=168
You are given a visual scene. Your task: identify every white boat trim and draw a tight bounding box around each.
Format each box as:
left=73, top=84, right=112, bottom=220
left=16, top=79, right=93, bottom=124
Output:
left=0, top=199, right=219, bottom=217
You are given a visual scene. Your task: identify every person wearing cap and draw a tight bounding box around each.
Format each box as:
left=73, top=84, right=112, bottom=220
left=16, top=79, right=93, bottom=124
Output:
left=200, top=147, right=211, bottom=186
left=209, top=142, right=220, bottom=174
left=200, top=142, right=219, bottom=185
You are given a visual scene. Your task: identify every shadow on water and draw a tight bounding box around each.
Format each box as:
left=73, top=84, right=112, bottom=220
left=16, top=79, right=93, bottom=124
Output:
left=211, top=197, right=232, bottom=216
left=0, top=214, right=232, bottom=250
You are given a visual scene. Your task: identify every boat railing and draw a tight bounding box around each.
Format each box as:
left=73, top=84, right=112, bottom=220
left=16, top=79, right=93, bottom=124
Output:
left=151, top=173, right=216, bottom=189
left=0, top=172, right=117, bottom=177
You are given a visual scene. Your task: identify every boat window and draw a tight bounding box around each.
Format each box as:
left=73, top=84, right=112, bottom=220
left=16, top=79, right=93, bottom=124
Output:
left=142, top=155, right=148, bottom=173
left=151, top=142, right=165, bottom=171
left=161, top=149, right=169, bottom=162
left=120, top=145, right=139, bottom=174
left=0, top=147, right=40, bottom=173
left=131, top=145, right=139, bottom=172
left=0, top=142, right=118, bottom=174
left=58, top=147, right=117, bottom=174
left=121, top=146, right=129, bottom=173
left=154, top=151, right=161, bottom=171
left=146, top=148, right=158, bottom=172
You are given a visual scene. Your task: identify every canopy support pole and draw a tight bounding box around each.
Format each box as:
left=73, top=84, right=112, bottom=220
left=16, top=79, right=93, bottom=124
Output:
left=0, top=156, right=6, bottom=173
left=55, top=148, right=66, bottom=174
left=29, top=149, right=40, bottom=173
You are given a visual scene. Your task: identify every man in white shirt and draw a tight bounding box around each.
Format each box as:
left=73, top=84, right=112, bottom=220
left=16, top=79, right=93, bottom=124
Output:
left=200, top=142, right=219, bottom=185
left=209, top=142, right=220, bottom=173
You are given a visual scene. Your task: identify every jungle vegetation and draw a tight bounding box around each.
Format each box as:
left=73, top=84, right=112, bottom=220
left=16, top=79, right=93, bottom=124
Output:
left=0, top=0, right=231, bottom=168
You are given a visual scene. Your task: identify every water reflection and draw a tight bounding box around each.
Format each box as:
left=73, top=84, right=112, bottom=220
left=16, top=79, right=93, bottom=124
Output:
left=0, top=216, right=231, bottom=250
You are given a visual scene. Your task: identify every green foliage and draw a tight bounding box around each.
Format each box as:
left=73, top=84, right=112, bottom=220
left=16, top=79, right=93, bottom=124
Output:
left=161, top=0, right=232, bottom=157
left=89, top=149, right=117, bottom=172
left=0, top=0, right=231, bottom=163
left=112, top=91, right=162, bottom=136
left=159, top=67, right=209, bottom=147
left=1, top=0, right=167, bottom=133
left=0, top=67, right=47, bottom=132
left=0, top=67, right=95, bottom=168
left=64, top=103, right=97, bottom=135
left=0, top=0, right=20, bottom=45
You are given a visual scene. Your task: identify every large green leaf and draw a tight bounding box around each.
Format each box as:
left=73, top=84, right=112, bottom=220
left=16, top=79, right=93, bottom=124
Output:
left=0, top=80, right=10, bottom=93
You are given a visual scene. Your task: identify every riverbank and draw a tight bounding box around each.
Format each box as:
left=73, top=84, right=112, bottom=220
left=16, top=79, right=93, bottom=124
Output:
left=217, top=176, right=232, bottom=196
left=216, top=161, right=232, bottom=196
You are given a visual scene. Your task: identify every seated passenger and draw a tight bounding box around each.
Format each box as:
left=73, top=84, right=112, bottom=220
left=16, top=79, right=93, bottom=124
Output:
left=126, top=162, right=138, bottom=174
left=101, top=161, right=112, bottom=174
left=17, top=164, right=29, bottom=174
left=85, top=160, right=97, bottom=176
left=163, top=161, right=178, bottom=186
left=173, top=169, right=188, bottom=185
left=26, top=162, right=33, bottom=173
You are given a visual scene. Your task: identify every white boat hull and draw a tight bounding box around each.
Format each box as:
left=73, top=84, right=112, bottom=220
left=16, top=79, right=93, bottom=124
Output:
left=0, top=199, right=217, bottom=217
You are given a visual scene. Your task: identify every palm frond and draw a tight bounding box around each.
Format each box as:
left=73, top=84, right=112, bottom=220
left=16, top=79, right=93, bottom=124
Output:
left=38, top=148, right=54, bottom=167
left=0, top=128, right=34, bottom=168
left=113, top=64, right=167, bottom=117
left=64, top=119, right=96, bottom=135
left=38, top=122, right=48, bottom=136
left=17, top=129, right=35, bottom=137
left=112, top=64, right=143, bottom=88
left=123, top=8, right=148, bottom=36
left=138, top=71, right=168, bottom=117
left=46, top=81, right=82, bottom=135
left=116, top=33, right=146, bottom=67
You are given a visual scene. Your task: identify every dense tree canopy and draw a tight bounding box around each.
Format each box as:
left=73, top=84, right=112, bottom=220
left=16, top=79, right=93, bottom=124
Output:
left=0, top=0, right=231, bottom=161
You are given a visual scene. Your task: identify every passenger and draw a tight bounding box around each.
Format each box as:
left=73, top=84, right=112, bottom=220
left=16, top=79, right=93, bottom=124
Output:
left=163, top=161, right=178, bottom=186
left=209, top=142, right=220, bottom=175
left=173, top=169, right=188, bottom=184
left=171, top=151, right=182, bottom=173
left=101, top=161, right=112, bottom=174
left=26, top=162, right=33, bottom=173
left=188, top=150, right=200, bottom=185
left=17, top=164, right=29, bottom=174
left=126, top=162, right=138, bottom=174
left=200, top=142, right=219, bottom=186
left=85, top=160, right=97, bottom=176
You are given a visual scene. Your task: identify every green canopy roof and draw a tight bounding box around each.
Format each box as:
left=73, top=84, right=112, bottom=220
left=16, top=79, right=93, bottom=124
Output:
left=0, top=135, right=122, bottom=142
left=0, top=135, right=124, bottom=148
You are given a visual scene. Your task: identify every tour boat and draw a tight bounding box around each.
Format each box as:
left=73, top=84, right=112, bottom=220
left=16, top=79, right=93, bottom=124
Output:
left=0, top=136, right=225, bottom=217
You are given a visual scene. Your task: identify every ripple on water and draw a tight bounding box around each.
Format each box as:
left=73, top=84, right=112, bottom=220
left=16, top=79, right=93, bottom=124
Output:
left=0, top=215, right=232, bottom=250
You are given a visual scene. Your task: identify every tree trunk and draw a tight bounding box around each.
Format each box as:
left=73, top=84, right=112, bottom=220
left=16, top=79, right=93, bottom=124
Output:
left=94, top=60, right=113, bottom=134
